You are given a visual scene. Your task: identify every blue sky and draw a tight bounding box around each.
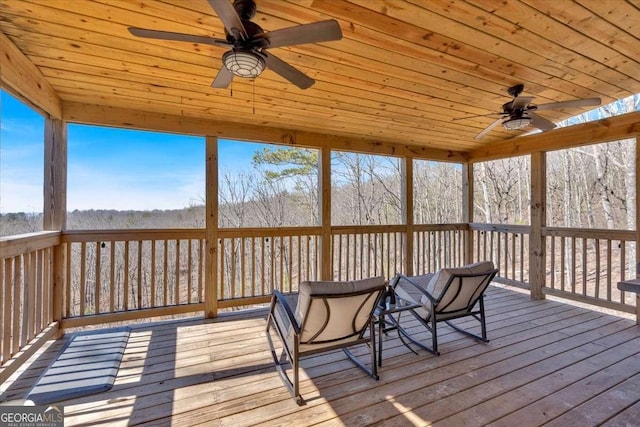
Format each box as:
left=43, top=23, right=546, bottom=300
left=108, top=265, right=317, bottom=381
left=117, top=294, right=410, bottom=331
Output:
left=0, top=90, right=266, bottom=213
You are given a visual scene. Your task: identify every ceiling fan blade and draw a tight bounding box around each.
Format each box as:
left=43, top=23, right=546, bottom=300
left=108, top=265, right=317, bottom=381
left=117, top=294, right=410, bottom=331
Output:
left=263, top=52, right=315, bottom=89
left=128, top=27, right=230, bottom=47
left=529, top=112, right=557, bottom=131
left=510, top=96, right=535, bottom=110
left=211, top=66, right=234, bottom=88
left=208, top=0, right=248, bottom=40
left=452, top=112, right=504, bottom=121
left=474, top=118, right=503, bottom=141
left=535, top=97, right=601, bottom=111
left=260, top=20, right=343, bottom=49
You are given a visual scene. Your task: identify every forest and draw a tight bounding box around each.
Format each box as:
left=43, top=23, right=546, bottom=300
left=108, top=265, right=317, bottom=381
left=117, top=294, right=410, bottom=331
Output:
left=1, top=135, right=635, bottom=236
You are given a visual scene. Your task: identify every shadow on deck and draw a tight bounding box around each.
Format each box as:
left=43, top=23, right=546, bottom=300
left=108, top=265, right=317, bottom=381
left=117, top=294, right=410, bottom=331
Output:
left=1, top=285, right=639, bottom=426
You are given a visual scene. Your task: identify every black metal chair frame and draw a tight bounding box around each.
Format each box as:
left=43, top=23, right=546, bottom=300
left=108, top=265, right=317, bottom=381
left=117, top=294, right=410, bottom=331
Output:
left=390, top=268, right=499, bottom=356
left=265, top=285, right=385, bottom=405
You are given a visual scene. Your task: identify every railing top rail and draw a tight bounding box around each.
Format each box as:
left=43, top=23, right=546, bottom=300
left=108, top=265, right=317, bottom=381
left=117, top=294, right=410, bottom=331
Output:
left=543, top=226, right=636, bottom=240
left=62, top=228, right=205, bottom=242
left=413, top=223, right=468, bottom=231
left=331, top=224, right=407, bottom=234
left=218, top=226, right=322, bottom=238
left=470, top=223, right=531, bottom=233
left=0, top=231, right=61, bottom=258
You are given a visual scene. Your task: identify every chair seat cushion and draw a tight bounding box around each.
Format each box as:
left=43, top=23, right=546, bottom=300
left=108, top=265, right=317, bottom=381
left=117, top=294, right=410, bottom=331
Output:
left=295, top=276, right=385, bottom=347
left=426, top=261, right=495, bottom=301
left=394, top=262, right=495, bottom=319
left=394, top=273, right=434, bottom=318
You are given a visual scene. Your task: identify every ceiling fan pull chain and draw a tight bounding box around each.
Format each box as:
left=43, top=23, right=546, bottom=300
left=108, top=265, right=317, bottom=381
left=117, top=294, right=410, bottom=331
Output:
left=253, top=80, right=256, bottom=115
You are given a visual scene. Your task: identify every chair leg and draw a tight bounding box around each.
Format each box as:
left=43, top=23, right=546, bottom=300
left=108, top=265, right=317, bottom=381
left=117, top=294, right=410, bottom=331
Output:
left=266, top=315, right=305, bottom=405
left=292, top=341, right=303, bottom=405
left=431, top=314, right=439, bottom=356
left=443, top=297, right=490, bottom=344
left=480, top=296, right=488, bottom=341
left=343, top=347, right=379, bottom=380
left=370, top=319, right=378, bottom=377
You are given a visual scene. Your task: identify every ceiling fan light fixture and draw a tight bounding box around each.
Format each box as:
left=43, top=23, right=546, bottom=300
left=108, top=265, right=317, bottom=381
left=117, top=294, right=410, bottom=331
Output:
left=222, top=50, right=265, bottom=78
left=502, top=116, right=532, bottom=130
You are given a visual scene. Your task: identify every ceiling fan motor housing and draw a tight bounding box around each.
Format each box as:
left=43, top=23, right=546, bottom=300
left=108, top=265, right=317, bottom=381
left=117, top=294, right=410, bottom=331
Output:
left=233, top=0, right=257, bottom=20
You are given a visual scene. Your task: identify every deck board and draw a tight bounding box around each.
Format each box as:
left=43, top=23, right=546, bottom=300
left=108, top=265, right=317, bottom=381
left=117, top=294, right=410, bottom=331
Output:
left=1, top=285, right=638, bottom=426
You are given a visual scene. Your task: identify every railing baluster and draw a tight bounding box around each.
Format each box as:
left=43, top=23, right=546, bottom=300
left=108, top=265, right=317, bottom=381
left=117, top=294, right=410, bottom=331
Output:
left=250, top=237, right=256, bottom=297
left=151, top=240, right=156, bottom=307
left=261, top=237, right=265, bottom=297
left=80, top=242, right=86, bottom=316
left=95, top=242, right=101, bottom=314
left=582, top=238, right=588, bottom=296
left=620, top=241, right=626, bottom=303
left=175, top=240, right=180, bottom=305
left=550, top=236, right=556, bottom=290
left=230, top=238, right=236, bottom=299
left=3, top=258, right=13, bottom=362
left=15, top=255, right=23, bottom=349
left=188, top=239, right=193, bottom=304
left=595, top=239, right=600, bottom=299
left=607, top=239, right=612, bottom=301
left=36, top=250, right=44, bottom=332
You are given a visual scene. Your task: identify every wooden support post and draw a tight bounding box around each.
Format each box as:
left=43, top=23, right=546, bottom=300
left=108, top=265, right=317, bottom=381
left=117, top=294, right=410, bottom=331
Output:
left=43, top=118, right=67, bottom=337
left=635, top=134, right=639, bottom=323
left=320, top=147, right=332, bottom=281
left=205, top=137, right=219, bottom=318
left=43, top=119, right=67, bottom=230
left=402, top=157, right=414, bottom=277
left=462, top=163, right=474, bottom=265
left=530, top=151, right=546, bottom=300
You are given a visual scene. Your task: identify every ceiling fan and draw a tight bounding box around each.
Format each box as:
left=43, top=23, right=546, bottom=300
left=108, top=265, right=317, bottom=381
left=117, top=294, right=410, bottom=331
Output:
left=128, top=0, right=343, bottom=89
left=470, top=84, right=601, bottom=141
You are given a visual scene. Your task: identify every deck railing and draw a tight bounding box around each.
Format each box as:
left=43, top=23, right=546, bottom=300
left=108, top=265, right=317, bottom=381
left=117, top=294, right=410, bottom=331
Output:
left=470, top=223, right=637, bottom=314
left=218, top=227, right=321, bottom=306
left=0, top=231, right=60, bottom=381
left=470, top=223, right=531, bottom=288
left=544, top=227, right=637, bottom=312
left=331, top=225, right=406, bottom=281
left=413, top=224, right=467, bottom=275
left=2, top=224, right=638, bottom=378
left=61, top=229, right=206, bottom=328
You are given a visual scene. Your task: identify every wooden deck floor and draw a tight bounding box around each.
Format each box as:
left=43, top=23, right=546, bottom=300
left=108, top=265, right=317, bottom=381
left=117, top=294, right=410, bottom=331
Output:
left=1, top=285, right=639, bottom=426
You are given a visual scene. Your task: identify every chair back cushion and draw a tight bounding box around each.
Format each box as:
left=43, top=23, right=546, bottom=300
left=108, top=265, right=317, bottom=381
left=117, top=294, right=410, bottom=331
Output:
left=426, top=261, right=496, bottom=314
left=295, top=276, right=385, bottom=349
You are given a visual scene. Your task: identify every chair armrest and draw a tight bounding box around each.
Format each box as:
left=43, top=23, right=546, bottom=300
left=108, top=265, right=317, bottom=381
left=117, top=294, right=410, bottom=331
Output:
left=271, top=289, right=301, bottom=335
left=391, top=274, right=438, bottom=304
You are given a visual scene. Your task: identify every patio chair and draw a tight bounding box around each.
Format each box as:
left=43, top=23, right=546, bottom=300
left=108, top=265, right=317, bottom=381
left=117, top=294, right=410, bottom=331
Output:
left=265, top=276, right=386, bottom=405
left=390, top=261, right=498, bottom=355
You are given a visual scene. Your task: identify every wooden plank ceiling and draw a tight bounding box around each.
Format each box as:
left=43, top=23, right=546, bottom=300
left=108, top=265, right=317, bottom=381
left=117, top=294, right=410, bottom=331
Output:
left=1, top=0, right=639, bottom=152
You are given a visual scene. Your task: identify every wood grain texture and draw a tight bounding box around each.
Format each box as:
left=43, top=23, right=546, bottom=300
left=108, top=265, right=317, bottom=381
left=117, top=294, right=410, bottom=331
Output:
left=1, top=0, right=638, bottom=151
left=2, top=285, right=638, bottom=426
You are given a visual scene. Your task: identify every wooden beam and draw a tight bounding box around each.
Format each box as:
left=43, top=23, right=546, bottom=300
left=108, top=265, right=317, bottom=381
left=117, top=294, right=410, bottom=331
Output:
left=43, top=118, right=67, bottom=230
left=42, top=118, right=67, bottom=335
left=529, top=151, right=546, bottom=300
left=320, top=147, right=332, bottom=281
left=402, top=157, right=414, bottom=276
left=205, top=137, right=219, bottom=318
left=462, top=163, right=474, bottom=265
left=0, top=32, right=62, bottom=118
left=468, top=111, right=640, bottom=162
left=62, top=102, right=467, bottom=162
left=635, top=134, right=640, bottom=325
